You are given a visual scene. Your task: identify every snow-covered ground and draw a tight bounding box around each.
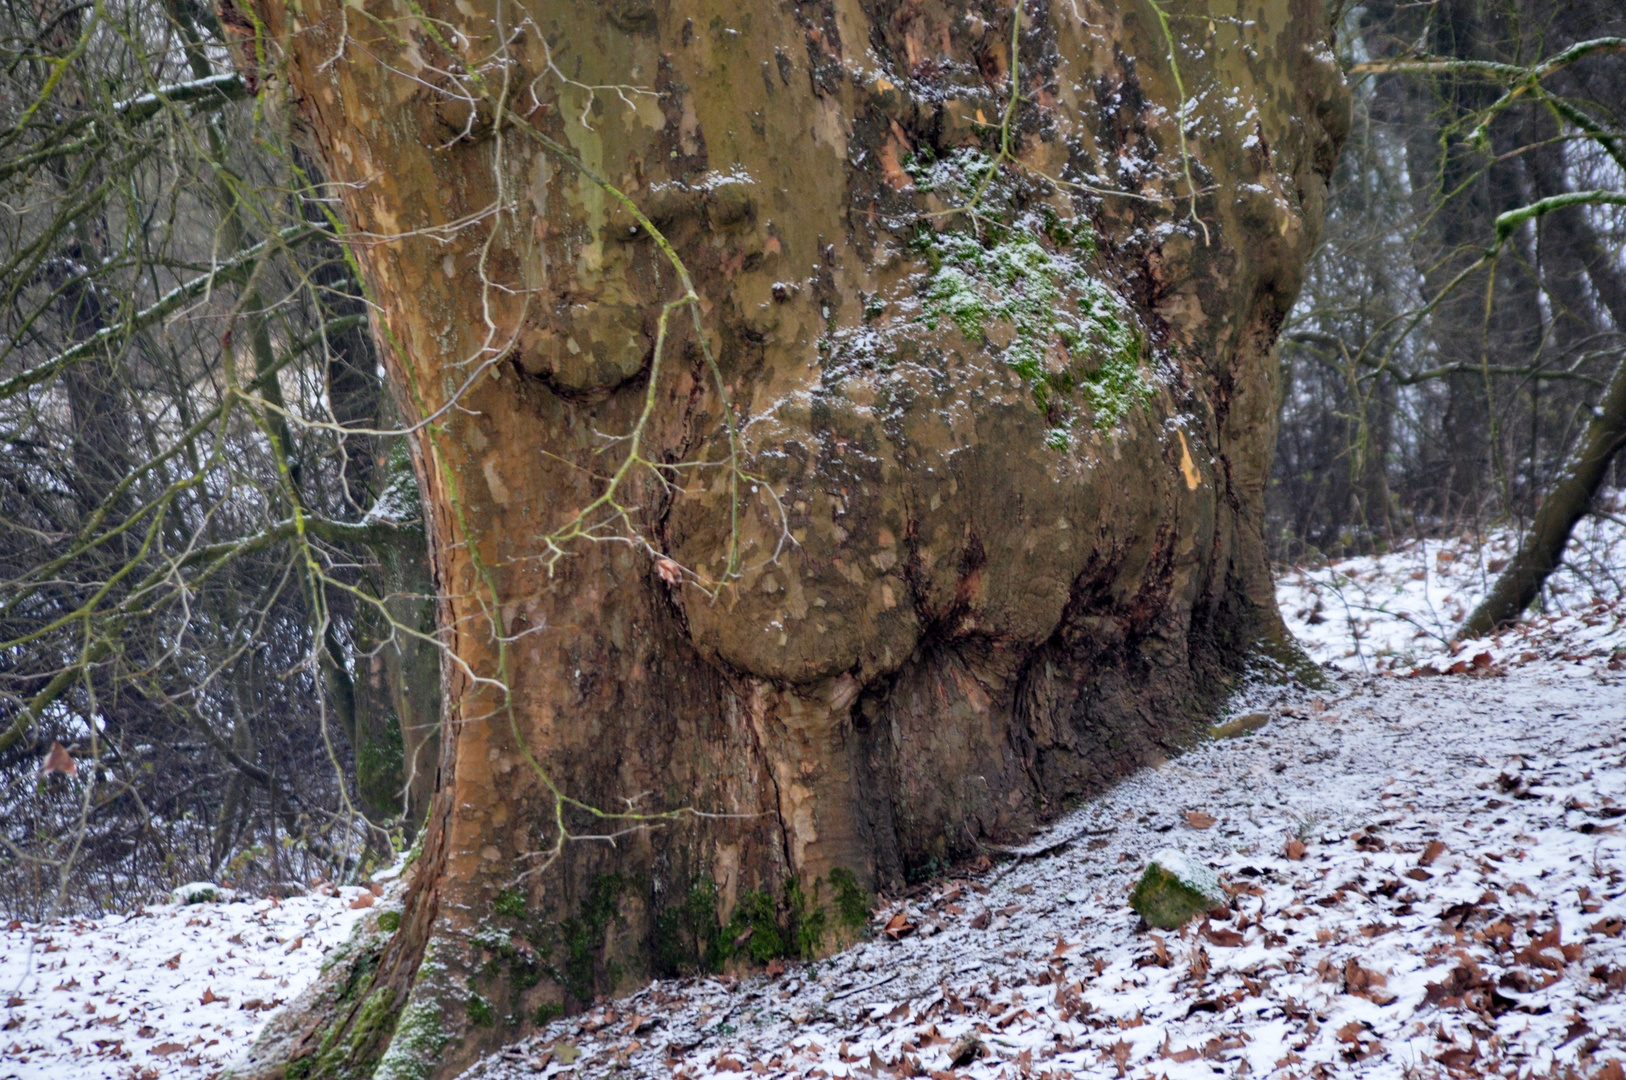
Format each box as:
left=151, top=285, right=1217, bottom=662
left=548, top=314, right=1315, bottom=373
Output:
left=0, top=885, right=371, bottom=1079
left=1278, top=507, right=1626, bottom=674
left=2, top=518, right=1625, bottom=1080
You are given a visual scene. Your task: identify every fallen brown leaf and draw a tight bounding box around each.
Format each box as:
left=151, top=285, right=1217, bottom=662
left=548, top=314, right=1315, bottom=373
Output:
left=1345, top=958, right=1397, bottom=1003
left=1335, top=1020, right=1368, bottom=1044
left=1516, top=926, right=1579, bottom=970
left=1437, top=1044, right=1480, bottom=1069
left=1419, top=839, right=1446, bottom=866
left=40, top=741, right=76, bottom=777
left=1185, top=811, right=1216, bottom=829
left=1110, top=1039, right=1132, bottom=1077
left=882, top=912, right=915, bottom=939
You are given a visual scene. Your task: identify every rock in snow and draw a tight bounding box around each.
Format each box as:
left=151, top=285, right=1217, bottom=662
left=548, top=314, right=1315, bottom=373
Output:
left=1129, top=848, right=1227, bottom=929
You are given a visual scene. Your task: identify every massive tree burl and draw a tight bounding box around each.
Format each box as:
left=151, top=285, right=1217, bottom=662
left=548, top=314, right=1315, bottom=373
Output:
left=228, top=0, right=1346, bottom=1076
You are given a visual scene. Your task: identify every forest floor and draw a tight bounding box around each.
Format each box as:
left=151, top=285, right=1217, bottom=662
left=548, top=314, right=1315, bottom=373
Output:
left=3, top=516, right=1625, bottom=1080
left=0, top=881, right=370, bottom=1079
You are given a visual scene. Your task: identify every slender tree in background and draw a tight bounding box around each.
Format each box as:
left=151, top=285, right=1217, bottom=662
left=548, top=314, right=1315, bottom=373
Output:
left=1271, top=0, right=1626, bottom=636
left=212, top=0, right=1347, bottom=1075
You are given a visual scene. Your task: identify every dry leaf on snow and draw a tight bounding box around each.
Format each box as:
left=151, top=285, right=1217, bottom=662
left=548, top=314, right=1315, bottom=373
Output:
left=40, top=741, right=76, bottom=776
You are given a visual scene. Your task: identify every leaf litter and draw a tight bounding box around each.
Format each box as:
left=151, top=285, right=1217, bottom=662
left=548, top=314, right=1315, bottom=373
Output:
left=0, top=883, right=370, bottom=1079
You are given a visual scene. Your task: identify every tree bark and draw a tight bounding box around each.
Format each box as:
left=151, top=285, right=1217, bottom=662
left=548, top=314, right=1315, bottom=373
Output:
left=227, top=0, right=1346, bottom=1076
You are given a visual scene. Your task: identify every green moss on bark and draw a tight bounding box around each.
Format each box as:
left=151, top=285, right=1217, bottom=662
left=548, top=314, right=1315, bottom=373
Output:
left=655, top=877, right=723, bottom=975
left=559, top=873, right=628, bottom=1000
left=372, top=977, right=450, bottom=1080
left=828, top=867, right=870, bottom=934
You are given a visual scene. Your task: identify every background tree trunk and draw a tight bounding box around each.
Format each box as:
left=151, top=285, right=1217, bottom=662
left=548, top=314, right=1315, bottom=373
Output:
left=229, top=0, right=1347, bottom=1075
left=1459, top=349, right=1626, bottom=638
left=1461, top=133, right=1626, bottom=636
left=350, top=446, right=444, bottom=833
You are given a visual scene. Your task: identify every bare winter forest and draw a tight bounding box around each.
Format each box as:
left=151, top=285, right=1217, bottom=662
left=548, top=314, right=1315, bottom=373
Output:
left=1, top=0, right=1624, bottom=1077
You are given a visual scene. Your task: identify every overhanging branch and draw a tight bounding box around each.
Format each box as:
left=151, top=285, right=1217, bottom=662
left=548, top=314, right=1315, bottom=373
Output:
left=0, top=222, right=323, bottom=403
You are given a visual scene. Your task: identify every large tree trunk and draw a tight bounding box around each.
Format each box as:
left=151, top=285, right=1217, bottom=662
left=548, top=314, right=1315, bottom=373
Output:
left=229, top=0, right=1345, bottom=1076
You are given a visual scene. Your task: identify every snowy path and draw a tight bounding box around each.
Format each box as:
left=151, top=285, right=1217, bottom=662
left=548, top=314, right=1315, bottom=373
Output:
left=463, top=665, right=1626, bottom=1080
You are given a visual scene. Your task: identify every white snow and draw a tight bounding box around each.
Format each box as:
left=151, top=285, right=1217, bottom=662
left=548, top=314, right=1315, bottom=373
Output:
left=1277, top=505, right=1626, bottom=674
left=1, top=885, right=371, bottom=1079
left=4, top=516, right=1626, bottom=1080
left=1144, top=848, right=1225, bottom=907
